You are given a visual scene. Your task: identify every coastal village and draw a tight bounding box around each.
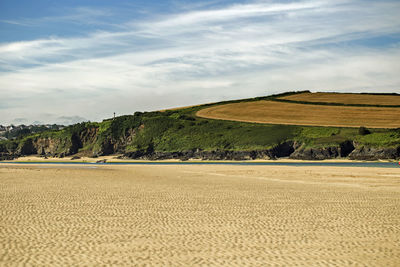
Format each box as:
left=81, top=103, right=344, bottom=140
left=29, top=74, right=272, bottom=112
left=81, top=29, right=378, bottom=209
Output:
left=0, top=124, right=64, bottom=140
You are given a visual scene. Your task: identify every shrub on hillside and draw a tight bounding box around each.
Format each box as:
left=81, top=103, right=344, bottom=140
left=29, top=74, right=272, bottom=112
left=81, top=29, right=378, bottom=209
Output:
left=358, top=126, right=370, bottom=135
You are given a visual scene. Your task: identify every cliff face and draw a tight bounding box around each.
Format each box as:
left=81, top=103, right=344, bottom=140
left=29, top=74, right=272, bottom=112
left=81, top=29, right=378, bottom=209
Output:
left=33, top=137, right=76, bottom=156
left=289, top=141, right=355, bottom=160
left=0, top=152, right=14, bottom=161
left=349, top=146, right=400, bottom=160
left=123, top=141, right=400, bottom=161
left=2, top=131, right=399, bottom=161
left=13, top=127, right=102, bottom=158
left=1, top=111, right=399, bottom=161
left=95, top=128, right=136, bottom=156
left=2, top=91, right=400, bottom=161
left=124, top=142, right=294, bottom=161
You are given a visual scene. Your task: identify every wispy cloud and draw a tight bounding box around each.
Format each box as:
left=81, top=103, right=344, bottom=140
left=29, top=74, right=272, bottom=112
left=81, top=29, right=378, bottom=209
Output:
left=0, top=19, right=33, bottom=26
left=144, top=1, right=323, bottom=28
left=0, top=6, right=114, bottom=27
left=0, top=0, right=399, bottom=124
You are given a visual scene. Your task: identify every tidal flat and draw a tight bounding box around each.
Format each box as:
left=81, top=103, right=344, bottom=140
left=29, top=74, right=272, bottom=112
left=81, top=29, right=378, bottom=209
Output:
left=1, top=164, right=399, bottom=266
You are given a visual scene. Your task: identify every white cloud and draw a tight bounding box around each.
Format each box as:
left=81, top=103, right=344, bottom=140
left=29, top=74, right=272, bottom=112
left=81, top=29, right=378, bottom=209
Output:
left=0, top=0, right=399, bottom=124
left=140, top=1, right=324, bottom=29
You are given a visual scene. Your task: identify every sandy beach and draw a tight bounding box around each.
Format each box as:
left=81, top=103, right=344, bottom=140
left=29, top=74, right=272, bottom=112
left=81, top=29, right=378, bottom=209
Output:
left=8, top=155, right=397, bottom=163
left=1, top=164, right=399, bottom=266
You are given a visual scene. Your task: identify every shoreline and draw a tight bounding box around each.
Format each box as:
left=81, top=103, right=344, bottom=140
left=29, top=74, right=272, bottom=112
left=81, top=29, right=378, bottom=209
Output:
left=2, top=155, right=399, bottom=165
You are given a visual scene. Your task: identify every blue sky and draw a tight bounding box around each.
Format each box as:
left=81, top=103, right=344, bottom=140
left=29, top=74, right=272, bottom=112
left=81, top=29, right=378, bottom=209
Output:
left=1, top=0, right=400, bottom=125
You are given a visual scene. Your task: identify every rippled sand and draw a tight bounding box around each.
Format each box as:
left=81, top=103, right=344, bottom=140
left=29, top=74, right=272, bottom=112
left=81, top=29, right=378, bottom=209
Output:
left=1, top=164, right=400, bottom=266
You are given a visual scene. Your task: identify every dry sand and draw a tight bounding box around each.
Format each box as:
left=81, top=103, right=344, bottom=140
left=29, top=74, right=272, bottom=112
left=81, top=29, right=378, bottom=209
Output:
left=1, top=164, right=400, bottom=266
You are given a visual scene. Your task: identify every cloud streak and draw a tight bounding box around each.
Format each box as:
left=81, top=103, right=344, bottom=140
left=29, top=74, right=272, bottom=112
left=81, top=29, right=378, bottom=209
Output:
left=0, top=0, right=399, bottom=124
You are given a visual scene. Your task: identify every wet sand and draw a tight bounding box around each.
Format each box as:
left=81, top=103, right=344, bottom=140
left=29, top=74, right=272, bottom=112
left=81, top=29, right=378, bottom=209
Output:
left=1, top=164, right=400, bottom=266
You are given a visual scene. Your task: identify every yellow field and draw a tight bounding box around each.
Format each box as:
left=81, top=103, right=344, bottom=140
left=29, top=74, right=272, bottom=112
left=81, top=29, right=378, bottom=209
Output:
left=0, top=164, right=399, bottom=266
left=160, top=104, right=200, bottom=112
left=280, top=92, right=400, bottom=106
left=196, top=100, right=400, bottom=128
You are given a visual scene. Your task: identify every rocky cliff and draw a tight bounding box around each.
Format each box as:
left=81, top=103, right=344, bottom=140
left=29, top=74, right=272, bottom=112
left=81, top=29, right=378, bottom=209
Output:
left=349, top=146, right=400, bottom=160
left=122, top=141, right=399, bottom=161
left=124, top=142, right=294, bottom=161
left=1, top=108, right=399, bottom=161
left=13, top=126, right=100, bottom=158
left=3, top=136, right=399, bottom=161
left=289, top=141, right=355, bottom=160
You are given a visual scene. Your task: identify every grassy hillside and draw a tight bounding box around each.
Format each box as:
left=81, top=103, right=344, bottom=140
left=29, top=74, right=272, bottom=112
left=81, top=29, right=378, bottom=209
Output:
left=1, top=91, right=399, bottom=160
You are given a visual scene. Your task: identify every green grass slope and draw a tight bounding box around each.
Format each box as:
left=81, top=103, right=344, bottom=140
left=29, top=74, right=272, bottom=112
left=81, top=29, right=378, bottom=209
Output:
left=1, top=91, right=399, bottom=159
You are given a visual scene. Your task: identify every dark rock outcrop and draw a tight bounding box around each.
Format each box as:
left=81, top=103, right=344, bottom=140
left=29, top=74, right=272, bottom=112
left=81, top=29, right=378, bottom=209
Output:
left=290, top=141, right=354, bottom=160
left=124, top=142, right=295, bottom=161
left=121, top=140, right=397, bottom=161
left=32, top=127, right=100, bottom=157
left=289, top=141, right=355, bottom=160
left=35, top=138, right=62, bottom=156
left=92, top=128, right=137, bottom=157
left=0, top=152, right=15, bottom=161
left=290, top=146, right=341, bottom=160
left=270, top=141, right=295, bottom=158
left=349, top=146, right=400, bottom=160
left=125, top=149, right=263, bottom=161
left=340, top=140, right=355, bottom=157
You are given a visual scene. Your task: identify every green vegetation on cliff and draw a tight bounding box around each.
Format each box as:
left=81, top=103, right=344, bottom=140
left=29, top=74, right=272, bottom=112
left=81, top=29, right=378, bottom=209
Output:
left=1, top=91, right=399, bottom=160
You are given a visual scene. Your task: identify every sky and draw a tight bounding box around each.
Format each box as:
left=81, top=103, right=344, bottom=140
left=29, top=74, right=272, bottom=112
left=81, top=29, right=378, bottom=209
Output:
left=1, top=0, right=400, bottom=125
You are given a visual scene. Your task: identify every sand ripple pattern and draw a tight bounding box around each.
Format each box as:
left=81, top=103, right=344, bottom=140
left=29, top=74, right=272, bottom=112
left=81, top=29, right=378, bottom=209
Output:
left=0, top=165, right=400, bottom=266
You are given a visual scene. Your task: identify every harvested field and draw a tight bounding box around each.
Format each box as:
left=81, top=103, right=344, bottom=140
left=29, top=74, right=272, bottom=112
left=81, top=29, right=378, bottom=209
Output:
left=1, top=164, right=400, bottom=266
left=196, top=100, right=400, bottom=128
left=160, top=104, right=200, bottom=112
left=279, top=92, right=400, bottom=106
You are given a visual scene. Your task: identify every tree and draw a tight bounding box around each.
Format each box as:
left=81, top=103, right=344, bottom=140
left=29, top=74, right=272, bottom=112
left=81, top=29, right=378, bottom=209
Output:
left=358, top=126, right=370, bottom=135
